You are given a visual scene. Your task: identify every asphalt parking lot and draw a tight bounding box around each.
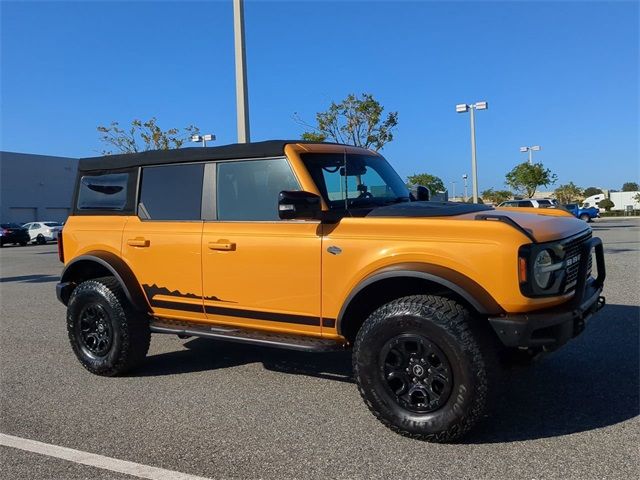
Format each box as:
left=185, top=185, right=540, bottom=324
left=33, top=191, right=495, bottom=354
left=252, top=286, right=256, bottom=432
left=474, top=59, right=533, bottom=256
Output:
left=1, top=218, right=638, bottom=479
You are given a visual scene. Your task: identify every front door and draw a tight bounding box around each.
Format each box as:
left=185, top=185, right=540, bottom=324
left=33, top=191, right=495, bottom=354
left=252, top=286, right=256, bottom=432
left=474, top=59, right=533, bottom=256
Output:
left=201, top=157, right=322, bottom=336
left=121, top=163, right=206, bottom=321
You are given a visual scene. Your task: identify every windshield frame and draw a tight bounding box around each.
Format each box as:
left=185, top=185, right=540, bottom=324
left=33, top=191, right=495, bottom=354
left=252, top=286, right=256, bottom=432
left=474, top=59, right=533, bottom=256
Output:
left=300, top=152, right=410, bottom=211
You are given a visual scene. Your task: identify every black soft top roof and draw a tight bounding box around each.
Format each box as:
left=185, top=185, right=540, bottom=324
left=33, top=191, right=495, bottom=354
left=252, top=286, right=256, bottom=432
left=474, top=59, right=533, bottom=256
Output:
left=78, top=140, right=358, bottom=172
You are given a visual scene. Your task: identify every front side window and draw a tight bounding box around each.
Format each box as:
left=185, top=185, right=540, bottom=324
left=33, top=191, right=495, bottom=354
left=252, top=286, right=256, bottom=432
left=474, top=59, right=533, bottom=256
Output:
left=77, top=173, right=129, bottom=211
left=216, top=158, right=299, bottom=221
left=139, top=163, right=204, bottom=220
left=300, top=153, right=409, bottom=210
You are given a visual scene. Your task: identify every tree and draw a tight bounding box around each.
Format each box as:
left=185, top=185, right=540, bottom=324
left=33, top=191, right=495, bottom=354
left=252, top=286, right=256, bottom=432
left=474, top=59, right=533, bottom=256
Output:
left=97, top=118, right=200, bottom=155
left=554, top=182, right=583, bottom=204
left=406, top=173, right=445, bottom=194
left=298, top=93, right=398, bottom=151
left=634, top=193, right=640, bottom=203
left=481, top=188, right=512, bottom=205
left=583, top=187, right=603, bottom=198
left=598, top=198, right=614, bottom=211
left=505, top=162, right=557, bottom=198
left=622, top=182, right=639, bottom=192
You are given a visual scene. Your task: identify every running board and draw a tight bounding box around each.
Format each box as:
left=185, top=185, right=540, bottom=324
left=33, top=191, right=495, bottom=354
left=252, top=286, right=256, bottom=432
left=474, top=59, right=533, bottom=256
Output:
left=150, top=319, right=346, bottom=352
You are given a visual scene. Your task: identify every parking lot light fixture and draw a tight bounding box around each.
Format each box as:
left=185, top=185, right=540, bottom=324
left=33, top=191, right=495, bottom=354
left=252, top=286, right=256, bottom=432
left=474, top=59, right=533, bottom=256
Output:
left=520, top=145, right=542, bottom=164
left=191, top=134, right=216, bottom=147
left=456, top=101, right=488, bottom=203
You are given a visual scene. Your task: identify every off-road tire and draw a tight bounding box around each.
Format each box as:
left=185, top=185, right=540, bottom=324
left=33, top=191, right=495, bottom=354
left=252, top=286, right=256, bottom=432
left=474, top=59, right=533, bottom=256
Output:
left=67, top=277, right=150, bottom=376
left=353, top=295, right=496, bottom=443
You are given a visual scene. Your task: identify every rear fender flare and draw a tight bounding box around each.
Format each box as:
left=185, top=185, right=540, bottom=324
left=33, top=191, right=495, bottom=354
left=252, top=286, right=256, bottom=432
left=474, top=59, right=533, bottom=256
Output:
left=60, top=251, right=149, bottom=312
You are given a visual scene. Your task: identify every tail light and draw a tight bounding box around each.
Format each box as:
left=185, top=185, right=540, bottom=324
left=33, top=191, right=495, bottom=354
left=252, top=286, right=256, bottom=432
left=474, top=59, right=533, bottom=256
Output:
left=57, top=230, right=64, bottom=263
left=0, top=228, right=8, bottom=236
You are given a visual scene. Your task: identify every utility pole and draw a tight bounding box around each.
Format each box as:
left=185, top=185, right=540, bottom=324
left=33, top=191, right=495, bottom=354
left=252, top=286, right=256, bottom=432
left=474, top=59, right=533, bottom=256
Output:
left=462, top=174, right=468, bottom=201
left=451, top=181, right=456, bottom=201
left=233, top=0, right=250, bottom=143
left=456, top=102, right=487, bottom=203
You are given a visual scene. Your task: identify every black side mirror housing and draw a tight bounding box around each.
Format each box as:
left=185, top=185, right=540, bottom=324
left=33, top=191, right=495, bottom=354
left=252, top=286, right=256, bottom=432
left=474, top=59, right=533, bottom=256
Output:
left=278, top=191, right=322, bottom=220
left=409, top=185, right=431, bottom=201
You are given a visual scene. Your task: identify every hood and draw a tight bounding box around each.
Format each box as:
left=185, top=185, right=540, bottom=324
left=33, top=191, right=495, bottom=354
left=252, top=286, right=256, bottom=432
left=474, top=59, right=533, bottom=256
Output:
left=367, top=202, right=589, bottom=243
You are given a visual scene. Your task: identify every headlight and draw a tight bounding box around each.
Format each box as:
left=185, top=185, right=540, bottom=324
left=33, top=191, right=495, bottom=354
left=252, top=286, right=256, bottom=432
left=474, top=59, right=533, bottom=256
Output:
left=533, top=249, right=554, bottom=289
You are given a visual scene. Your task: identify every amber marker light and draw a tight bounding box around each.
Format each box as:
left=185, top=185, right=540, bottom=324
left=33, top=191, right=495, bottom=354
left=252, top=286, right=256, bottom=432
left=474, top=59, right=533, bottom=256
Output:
left=518, top=257, right=527, bottom=283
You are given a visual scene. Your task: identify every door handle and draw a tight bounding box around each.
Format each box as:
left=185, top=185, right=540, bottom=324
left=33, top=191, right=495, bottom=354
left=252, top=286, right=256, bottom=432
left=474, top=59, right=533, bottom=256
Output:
left=127, top=237, right=150, bottom=247
left=208, top=240, right=236, bottom=251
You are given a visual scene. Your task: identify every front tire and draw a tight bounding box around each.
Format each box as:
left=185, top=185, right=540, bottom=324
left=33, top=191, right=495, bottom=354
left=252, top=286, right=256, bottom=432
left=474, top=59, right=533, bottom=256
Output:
left=67, top=277, right=150, bottom=376
left=353, top=295, right=495, bottom=443
left=579, top=214, right=591, bottom=222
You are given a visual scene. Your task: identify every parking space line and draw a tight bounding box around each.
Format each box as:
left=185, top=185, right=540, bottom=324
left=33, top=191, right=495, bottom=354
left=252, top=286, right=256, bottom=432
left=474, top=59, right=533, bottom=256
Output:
left=0, top=433, right=212, bottom=480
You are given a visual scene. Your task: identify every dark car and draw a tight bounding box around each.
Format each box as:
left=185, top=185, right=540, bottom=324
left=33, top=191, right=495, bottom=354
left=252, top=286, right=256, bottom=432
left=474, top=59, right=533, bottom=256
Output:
left=0, top=223, right=30, bottom=247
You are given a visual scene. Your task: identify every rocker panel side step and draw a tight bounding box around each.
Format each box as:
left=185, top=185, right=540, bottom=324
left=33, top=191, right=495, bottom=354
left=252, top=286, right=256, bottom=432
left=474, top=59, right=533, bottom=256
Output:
left=150, top=319, right=346, bottom=352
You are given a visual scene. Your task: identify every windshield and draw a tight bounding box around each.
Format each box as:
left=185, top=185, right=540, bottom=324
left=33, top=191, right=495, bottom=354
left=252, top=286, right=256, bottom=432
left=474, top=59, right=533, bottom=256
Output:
left=1, top=223, right=23, bottom=229
left=300, top=153, right=410, bottom=210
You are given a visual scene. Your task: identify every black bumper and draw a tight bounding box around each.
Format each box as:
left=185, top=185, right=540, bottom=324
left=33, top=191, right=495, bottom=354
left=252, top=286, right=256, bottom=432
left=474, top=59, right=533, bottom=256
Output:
left=489, top=237, right=606, bottom=349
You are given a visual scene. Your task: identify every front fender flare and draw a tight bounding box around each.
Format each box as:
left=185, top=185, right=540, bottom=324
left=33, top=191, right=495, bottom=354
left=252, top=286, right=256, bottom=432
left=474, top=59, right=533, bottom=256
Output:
left=336, top=262, right=504, bottom=335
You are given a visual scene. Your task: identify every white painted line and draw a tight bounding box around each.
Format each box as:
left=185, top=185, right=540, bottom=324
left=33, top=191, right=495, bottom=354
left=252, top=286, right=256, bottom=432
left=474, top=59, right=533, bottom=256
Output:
left=0, top=433, right=212, bottom=480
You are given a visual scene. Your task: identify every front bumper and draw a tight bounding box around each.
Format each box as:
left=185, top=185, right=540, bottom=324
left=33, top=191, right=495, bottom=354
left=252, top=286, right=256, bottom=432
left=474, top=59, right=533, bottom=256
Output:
left=489, top=237, right=606, bottom=350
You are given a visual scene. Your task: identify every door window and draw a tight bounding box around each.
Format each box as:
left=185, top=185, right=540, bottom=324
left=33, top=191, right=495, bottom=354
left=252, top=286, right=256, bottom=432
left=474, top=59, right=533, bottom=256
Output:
left=216, top=158, right=299, bottom=221
left=139, top=164, right=204, bottom=220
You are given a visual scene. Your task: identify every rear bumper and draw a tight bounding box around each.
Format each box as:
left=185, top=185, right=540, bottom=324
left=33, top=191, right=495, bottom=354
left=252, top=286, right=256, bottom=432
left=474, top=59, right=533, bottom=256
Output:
left=489, top=237, right=606, bottom=349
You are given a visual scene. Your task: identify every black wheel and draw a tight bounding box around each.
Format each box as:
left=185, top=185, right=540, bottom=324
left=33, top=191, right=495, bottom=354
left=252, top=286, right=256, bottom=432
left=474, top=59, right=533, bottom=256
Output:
left=20, top=241, right=28, bottom=246
left=353, top=295, right=496, bottom=443
left=67, top=277, right=150, bottom=376
left=36, top=234, right=46, bottom=245
left=579, top=214, right=590, bottom=222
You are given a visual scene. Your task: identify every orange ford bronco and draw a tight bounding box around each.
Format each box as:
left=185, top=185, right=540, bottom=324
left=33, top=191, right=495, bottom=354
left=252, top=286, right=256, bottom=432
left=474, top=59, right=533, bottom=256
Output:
left=56, top=140, right=606, bottom=442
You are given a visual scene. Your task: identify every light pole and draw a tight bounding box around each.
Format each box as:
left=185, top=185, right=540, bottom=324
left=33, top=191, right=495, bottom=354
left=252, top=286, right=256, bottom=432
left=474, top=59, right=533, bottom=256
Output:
left=191, top=134, right=216, bottom=147
left=520, top=145, right=541, bottom=164
left=462, top=174, right=468, bottom=202
left=233, top=0, right=250, bottom=143
left=456, top=101, right=488, bottom=203
left=451, top=181, right=457, bottom=201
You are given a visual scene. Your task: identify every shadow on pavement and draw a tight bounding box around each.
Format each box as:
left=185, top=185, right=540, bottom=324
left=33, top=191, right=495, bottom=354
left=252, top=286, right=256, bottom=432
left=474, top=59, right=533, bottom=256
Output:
left=139, top=303, right=639, bottom=442
left=0, top=274, right=59, bottom=283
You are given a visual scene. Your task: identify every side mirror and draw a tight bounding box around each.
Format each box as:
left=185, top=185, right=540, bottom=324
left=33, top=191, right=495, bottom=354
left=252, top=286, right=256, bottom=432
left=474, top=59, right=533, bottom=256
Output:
left=278, top=191, right=322, bottom=220
left=410, top=185, right=431, bottom=201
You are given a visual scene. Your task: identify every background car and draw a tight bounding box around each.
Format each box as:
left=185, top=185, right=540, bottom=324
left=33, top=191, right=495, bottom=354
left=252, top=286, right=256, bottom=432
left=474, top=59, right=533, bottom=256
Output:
left=0, top=223, right=30, bottom=247
left=22, top=221, right=63, bottom=244
left=498, top=199, right=557, bottom=208
left=562, top=204, right=600, bottom=222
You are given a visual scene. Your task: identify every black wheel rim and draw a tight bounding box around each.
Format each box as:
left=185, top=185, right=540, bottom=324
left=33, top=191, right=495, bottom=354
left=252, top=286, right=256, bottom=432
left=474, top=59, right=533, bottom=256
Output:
left=379, top=334, right=453, bottom=413
left=78, top=304, right=113, bottom=357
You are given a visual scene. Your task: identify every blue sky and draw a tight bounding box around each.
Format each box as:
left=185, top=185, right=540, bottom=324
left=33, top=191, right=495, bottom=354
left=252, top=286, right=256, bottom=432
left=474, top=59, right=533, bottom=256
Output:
left=1, top=0, right=638, bottom=192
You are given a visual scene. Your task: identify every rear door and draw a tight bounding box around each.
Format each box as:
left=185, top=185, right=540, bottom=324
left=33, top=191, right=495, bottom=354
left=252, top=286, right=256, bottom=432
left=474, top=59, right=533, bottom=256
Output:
left=121, top=163, right=206, bottom=321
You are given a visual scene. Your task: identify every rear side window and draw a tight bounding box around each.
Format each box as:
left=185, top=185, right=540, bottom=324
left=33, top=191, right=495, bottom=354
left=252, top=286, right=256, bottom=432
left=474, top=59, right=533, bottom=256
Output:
left=77, top=173, right=130, bottom=211
left=139, top=163, right=204, bottom=220
left=519, top=200, right=533, bottom=207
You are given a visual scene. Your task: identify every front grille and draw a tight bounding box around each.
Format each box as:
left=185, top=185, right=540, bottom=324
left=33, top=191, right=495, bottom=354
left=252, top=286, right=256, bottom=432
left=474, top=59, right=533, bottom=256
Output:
left=563, top=231, right=592, bottom=292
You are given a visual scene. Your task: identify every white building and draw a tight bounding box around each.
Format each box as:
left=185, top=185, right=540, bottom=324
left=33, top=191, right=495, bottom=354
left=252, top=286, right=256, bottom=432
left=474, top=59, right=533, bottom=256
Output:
left=0, top=151, right=78, bottom=223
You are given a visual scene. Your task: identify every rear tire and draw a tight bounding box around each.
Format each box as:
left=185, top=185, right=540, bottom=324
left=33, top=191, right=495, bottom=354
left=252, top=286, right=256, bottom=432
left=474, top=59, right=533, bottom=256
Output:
left=67, top=277, right=150, bottom=376
left=353, top=295, right=496, bottom=443
left=579, top=214, right=590, bottom=222
left=20, top=241, right=28, bottom=246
